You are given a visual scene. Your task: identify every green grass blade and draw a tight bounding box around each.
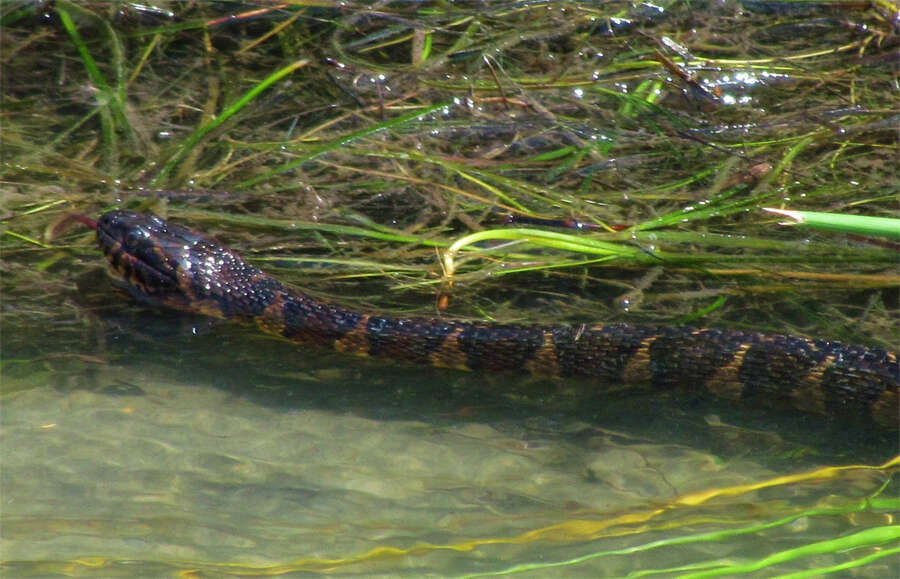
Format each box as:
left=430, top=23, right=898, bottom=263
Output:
left=459, top=495, right=899, bottom=578
left=235, top=99, right=455, bottom=189
left=180, top=209, right=446, bottom=247
left=764, top=208, right=900, bottom=240
left=770, top=547, right=900, bottom=579
left=151, top=59, right=310, bottom=187
left=54, top=4, right=111, bottom=94
left=678, top=525, right=900, bottom=578
left=4, top=230, right=53, bottom=248
left=442, top=228, right=645, bottom=276
left=55, top=1, right=131, bottom=168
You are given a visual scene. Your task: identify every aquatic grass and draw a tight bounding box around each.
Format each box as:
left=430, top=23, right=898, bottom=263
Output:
left=312, top=148, right=544, bottom=212
left=235, top=99, right=456, bottom=189
left=764, top=208, right=900, bottom=241
left=54, top=0, right=132, bottom=170
left=253, top=256, right=430, bottom=275
left=363, top=147, right=576, bottom=210
left=179, top=208, right=447, bottom=248
left=769, top=548, right=900, bottom=579
left=3, top=230, right=53, bottom=249
left=318, top=158, right=536, bottom=215
left=456, top=461, right=900, bottom=577
left=150, top=59, right=310, bottom=187
left=165, top=210, right=899, bottom=295
left=440, top=227, right=647, bottom=277
left=438, top=222, right=898, bottom=283
left=34, top=455, right=895, bottom=576
left=630, top=136, right=815, bottom=232
left=677, top=527, right=900, bottom=579
left=4, top=0, right=897, bottom=325
left=461, top=499, right=899, bottom=578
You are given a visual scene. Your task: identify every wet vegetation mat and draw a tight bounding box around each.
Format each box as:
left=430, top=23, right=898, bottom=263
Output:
left=1, top=1, right=898, bottom=577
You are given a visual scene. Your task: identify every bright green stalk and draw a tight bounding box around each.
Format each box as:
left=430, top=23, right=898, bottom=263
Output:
left=442, top=228, right=645, bottom=276
left=678, top=525, right=900, bottom=578
left=764, top=208, right=900, bottom=240
left=459, top=496, right=899, bottom=578
left=771, top=547, right=900, bottom=579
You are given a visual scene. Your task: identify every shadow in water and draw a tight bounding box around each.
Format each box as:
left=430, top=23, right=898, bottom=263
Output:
left=43, top=305, right=895, bottom=468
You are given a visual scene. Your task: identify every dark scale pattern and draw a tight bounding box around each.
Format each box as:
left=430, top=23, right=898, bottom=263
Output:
left=646, top=328, right=747, bottom=390
left=280, top=295, right=364, bottom=343
left=820, top=344, right=899, bottom=418
left=550, top=324, right=656, bottom=381
left=227, top=276, right=283, bottom=318
left=737, top=334, right=824, bottom=402
left=366, top=316, right=459, bottom=362
left=199, top=260, right=283, bottom=319
left=456, top=324, right=546, bottom=372
left=96, top=211, right=900, bottom=429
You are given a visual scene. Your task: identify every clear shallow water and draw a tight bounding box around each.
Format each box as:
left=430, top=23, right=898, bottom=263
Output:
left=1, top=313, right=898, bottom=577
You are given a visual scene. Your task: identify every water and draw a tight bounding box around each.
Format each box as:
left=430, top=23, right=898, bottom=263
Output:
left=3, top=0, right=898, bottom=574
left=2, top=310, right=897, bottom=577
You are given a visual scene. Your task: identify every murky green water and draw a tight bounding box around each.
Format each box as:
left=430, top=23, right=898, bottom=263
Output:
left=2, top=311, right=897, bottom=577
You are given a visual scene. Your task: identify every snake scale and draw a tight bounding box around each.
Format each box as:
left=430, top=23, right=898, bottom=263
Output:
left=96, top=211, right=899, bottom=429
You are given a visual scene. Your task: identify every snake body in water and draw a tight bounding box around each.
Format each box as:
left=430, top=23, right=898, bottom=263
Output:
left=96, top=211, right=899, bottom=429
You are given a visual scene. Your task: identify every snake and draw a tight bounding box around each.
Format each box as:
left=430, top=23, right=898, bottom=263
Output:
left=95, top=210, right=899, bottom=429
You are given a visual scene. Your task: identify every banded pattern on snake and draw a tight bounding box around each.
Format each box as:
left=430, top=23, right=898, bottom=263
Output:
left=96, top=211, right=899, bottom=429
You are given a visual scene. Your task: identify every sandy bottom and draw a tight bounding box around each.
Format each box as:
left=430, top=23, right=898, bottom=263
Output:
left=1, top=355, right=896, bottom=577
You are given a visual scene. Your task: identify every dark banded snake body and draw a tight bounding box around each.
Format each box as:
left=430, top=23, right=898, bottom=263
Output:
left=96, top=211, right=899, bottom=429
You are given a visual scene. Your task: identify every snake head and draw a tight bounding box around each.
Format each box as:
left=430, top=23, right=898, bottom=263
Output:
left=97, top=211, right=184, bottom=300
left=96, top=210, right=268, bottom=318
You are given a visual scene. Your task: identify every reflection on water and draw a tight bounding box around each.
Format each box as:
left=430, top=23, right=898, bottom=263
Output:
left=2, top=317, right=897, bottom=577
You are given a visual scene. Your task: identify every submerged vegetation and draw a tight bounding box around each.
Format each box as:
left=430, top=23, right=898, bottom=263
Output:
left=2, top=0, right=897, bottom=347
left=1, top=1, right=898, bottom=577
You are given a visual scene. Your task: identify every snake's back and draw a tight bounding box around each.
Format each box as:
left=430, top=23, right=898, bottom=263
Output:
left=96, top=211, right=899, bottom=429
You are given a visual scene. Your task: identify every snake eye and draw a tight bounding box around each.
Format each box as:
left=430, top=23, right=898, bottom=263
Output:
left=124, top=230, right=142, bottom=249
